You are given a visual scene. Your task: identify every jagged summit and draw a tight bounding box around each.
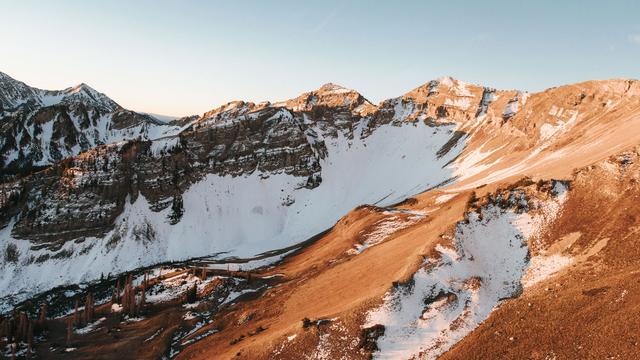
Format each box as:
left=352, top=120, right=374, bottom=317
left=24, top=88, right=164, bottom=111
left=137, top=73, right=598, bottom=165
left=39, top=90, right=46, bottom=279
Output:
left=0, top=71, right=41, bottom=110
left=277, top=82, right=375, bottom=115
left=0, top=71, right=121, bottom=112
left=316, top=82, right=353, bottom=94
left=194, top=100, right=265, bottom=128
left=65, top=82, right=102, bottom=98
left=53, top=82, right=121, bottom=112
left=176, top=76, right=640, bottom=144
left=192, top=77, right=508, bottom=127
left=195, top=82, right=376, bottom=127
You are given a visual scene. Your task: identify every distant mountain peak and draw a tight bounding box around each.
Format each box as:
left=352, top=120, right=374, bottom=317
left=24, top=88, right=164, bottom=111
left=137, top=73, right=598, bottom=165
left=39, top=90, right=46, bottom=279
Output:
left=67, top=82, right=94, bottom=93
left=0, top=71, right=40, bottom=110
left=279, top=82, right=374, bottom=114
left=0, top=71, right=180, bottom=175
left=317, top=82, right=352, bottom=94
left=0, top=71, right=122, bottom=112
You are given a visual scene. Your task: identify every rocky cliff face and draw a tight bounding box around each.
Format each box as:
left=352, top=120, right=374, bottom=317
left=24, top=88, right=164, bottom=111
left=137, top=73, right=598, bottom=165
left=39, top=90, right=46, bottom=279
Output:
left=0, top=72, right=179, bottom=176
left=1, top=75, right=638, bottom=304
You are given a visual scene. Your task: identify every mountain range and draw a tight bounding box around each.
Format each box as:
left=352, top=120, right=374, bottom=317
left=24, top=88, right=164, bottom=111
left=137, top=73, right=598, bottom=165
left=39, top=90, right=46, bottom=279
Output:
left=1, top=72, right=639, bottom=359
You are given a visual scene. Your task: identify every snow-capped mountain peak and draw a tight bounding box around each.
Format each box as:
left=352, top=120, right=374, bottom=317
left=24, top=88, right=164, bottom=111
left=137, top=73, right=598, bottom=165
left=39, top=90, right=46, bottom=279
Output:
left=0, top=72, right=180, bottom=175
left=0, top=72, right=120, bottom=112
left=38, top=82, right=121, bottom=112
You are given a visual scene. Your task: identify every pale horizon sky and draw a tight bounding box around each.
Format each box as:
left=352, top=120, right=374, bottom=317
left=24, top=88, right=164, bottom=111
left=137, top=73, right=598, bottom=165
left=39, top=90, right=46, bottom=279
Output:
left=1, top=0, right=639, bottom=117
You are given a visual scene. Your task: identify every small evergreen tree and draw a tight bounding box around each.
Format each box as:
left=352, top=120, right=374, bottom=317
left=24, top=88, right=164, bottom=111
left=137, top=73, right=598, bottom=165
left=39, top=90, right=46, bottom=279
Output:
left=185, top=284, right=197, bottom=304
left=168, top=195, right=184, bottom=224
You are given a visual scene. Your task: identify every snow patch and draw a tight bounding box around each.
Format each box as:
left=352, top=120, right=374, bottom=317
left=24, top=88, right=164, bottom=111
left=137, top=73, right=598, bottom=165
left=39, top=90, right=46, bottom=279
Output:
left=347, top=213, right=425, bottom=255
left=365, top=186, right=567, bottom=359
left=453, top=142, right=505, bottom=180
left=75, top=317, right=106, bottom=334
left=437, top=76, right=454, bottom=87
left=522, top=254, right=572, bottom=287
left=145, top=272, right=218, bottom=304
left=444, top=98, right=471, bottom=110
left=150, top=136, right=180, bottom=156
left=365, top=207, right=530, bottom=359
left=540, top=110, right=578, bottom=142
left=435, top=193, right=456, bottom=204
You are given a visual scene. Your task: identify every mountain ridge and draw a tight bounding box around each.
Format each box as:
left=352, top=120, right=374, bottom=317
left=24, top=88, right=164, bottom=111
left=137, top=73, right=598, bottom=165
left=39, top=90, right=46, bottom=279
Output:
left=0, top=71, right=120, bottom=112
left=1, top=73, right=640, bottom=359
left=2, top=73, right=640, bottom=305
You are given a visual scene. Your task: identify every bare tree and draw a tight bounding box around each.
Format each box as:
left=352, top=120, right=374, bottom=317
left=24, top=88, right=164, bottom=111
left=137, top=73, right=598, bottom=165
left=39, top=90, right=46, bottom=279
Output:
left=26, top=322, right=33, bottom=359
left=66, top=318, right=73, bottom=345
left=74, top=299, right=80, bottom=327
left=37, top=303, right=47, bottom=329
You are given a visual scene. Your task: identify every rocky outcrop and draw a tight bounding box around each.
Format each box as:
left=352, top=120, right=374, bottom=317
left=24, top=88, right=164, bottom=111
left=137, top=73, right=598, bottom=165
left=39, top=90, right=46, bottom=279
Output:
left=1, top=104, right=328, bottom=244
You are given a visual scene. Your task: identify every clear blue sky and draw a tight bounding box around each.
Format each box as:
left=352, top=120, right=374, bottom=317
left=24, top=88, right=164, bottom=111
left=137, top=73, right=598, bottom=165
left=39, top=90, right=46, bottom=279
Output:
left=1, top=0, right=639, bottom=116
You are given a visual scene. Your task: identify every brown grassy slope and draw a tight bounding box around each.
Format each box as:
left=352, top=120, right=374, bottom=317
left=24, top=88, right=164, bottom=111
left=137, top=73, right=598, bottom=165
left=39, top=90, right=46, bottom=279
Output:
left=450, top=79, right=640, bottom=191
left=441, top=148, right=640, bottom=359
